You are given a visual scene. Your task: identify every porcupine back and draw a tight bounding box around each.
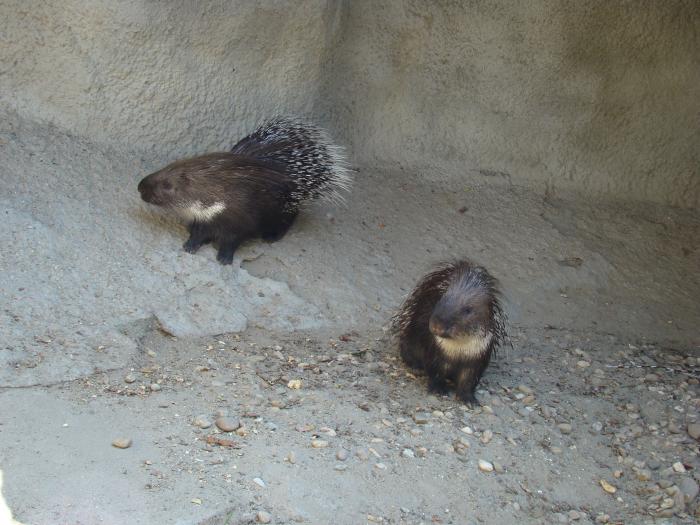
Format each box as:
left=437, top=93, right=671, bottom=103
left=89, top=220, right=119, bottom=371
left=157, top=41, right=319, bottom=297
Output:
left=230, top=116, right=352, bottom=209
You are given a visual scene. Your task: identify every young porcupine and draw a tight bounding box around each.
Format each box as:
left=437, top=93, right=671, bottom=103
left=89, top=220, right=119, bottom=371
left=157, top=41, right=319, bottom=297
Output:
left=391, top=260, right=507, bottom=405
left=137, top=117, right=351, bottom=264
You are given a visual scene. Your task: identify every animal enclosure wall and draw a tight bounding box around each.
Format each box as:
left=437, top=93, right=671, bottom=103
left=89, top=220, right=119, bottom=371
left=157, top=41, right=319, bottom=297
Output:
left=2, top=0, right=699, bottom=207
left=1, top=4, right=699, bottom=523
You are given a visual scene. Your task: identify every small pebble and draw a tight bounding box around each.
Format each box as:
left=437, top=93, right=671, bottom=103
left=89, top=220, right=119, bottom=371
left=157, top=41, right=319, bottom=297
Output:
left=413, top=413, right=430, bottom=424
left=478, top=459, right=494, bottom=472
left=150, top=383, right=161, bottom=392
left=480, top=430, right=493, bottom=444
left=124, top=374, right=136, bottom=384
left=517, top=408, right=532, bottom=418
left=334, top=464, right=347, bottom=471
left=460, top=426, right=474, bottom=435
left=285, top=452, right=296, bottom=464
left=415, top=447, right=428, bottom=458
left=568, top=510, right=581, bottom=520
left=557, top=423, right=572, bottom=434
left=659, top=497, right=674, bottom=509
left=517, top=385, right=533, bottom=394
left=256, top=511, right=272, bottom=523
left=636, top=469, right=651, bottom=481
left=111, top=438, right=132, bottom=449
left=577, top=360, right=590, bottom=368
left=599, top=479, right=617, bottom=494
left=687, top=423, right=700, bottom=440
left=193, top=415, right=212, bottom=429
left=591, top=421, right=603, bottom=433
left=215, top=417, right=241, bottom=432
left=672, top=462, right=686, bottom=473
left=319, top=427, right=336, bottom=437
left=679, top=477, right=699, bottom=503
left=311, top=439, right=329, bottom=448
left=374, top=462, right=387, bottom=470
left=287, top=379, right=302, bottom=389
left=401, top=448, right=415, bottom=458
left=355, top=449, right=369, bottom=460
left=336, top=449, right=349, bottom=461
left=253, top=477, right=265, bottom=488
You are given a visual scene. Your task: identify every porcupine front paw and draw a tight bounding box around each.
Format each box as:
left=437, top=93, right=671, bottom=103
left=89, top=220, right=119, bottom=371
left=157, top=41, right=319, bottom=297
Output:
left=428, top=377, right=451, bottom=396
left=456, top=389, right=480, bottom=408
left=216, top=247, right=235, bottom=265
left=183, top=238, right=202, bottom=254
left=183, top=223, right=213, bottom=254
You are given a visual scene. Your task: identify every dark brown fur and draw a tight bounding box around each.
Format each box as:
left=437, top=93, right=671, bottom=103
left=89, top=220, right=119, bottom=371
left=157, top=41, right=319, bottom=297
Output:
left=391, top=260, right=507, bottom=405
left=137, top=117, right=350, bottom=264
left=138, top=154, right=297, bottom=264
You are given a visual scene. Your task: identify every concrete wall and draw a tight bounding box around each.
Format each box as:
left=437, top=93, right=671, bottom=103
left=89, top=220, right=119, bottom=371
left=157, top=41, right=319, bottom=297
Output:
left=323, top=0, right=700, bottom=207
left=0, top=0, right=342, bottom=157
left=1, top=0, right=698, bottom=206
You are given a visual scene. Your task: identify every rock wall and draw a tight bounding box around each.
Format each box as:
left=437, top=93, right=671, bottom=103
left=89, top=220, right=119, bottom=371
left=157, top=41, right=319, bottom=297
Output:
left=0, top=0, right=342, bottom=158
left=1, top=0, right=698, bottom=205
left=322, top=0, right=700, bottom=207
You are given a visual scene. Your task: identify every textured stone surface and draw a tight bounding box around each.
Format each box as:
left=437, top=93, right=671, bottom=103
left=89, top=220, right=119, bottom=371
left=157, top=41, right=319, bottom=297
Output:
left=0, top=110, right=323, bottom=388
left=1, top=1, right=698, bottom=207
left=324, top=1, right=700, bottom=208
left=2, top=107, right=698, bottom=390
left=0, top=8, right=699, bottom=521
left=0, top=0, right=337, bottom=160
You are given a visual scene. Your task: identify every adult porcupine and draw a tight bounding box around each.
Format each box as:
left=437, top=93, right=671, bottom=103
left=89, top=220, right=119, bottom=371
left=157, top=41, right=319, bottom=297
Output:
left=391, top=260, right=507, bottom=405
left=137, top=117, right=351, bottom=264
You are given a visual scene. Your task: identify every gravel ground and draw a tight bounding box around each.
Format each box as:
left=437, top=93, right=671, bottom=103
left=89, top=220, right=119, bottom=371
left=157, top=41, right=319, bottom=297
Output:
left=2, top=327, right=699, bottom=524
left=0, top=110, right=698, bottom=524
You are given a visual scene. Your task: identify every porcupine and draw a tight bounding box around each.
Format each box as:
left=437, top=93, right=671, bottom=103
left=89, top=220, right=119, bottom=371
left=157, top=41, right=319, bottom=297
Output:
left=137, top=117, right=351, bottom=264
left=391, top=260, right=508, bottom=405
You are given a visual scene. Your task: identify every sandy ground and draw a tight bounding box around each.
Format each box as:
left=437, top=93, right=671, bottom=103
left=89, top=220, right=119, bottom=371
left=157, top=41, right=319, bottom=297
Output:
left=0, top=111, right=699, bottom=524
